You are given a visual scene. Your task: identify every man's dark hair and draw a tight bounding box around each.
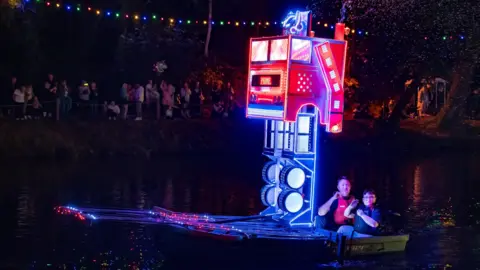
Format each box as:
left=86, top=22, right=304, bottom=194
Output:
left=337, top=176, right=350, bottom=184
left=363, top=189, right=376, bottom=196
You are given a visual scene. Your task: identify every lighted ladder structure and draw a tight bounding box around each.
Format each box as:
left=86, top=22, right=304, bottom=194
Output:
left=260, top=105, right=319, bottom=227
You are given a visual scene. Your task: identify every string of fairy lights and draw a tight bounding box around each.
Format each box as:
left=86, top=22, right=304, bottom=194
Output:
left=24, top=0, right=467, bottom=40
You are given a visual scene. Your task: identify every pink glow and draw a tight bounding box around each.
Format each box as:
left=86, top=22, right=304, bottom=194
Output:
left=291, top=39, right=312, bottom=62
left=270, top=39, right=289, bottom=61
left=251, top=40, right=269, bottom=62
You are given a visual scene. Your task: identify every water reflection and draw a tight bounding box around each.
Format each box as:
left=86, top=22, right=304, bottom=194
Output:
left=163, top=177, right=174, bottom=209
left=16, top=185, right=35, bottom=239
left=1, top=154, right=480, bottom=269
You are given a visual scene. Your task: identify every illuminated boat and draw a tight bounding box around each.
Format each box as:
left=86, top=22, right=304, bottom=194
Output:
left=55, top=205, right=409, bottom=262
left=54, top=10, right=410, bottom=264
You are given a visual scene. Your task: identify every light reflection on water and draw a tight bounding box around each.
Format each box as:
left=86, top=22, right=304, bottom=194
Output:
left=1, top=154, right=480, bottom=269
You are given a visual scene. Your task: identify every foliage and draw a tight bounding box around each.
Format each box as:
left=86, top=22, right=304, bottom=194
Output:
left=343, top=76, right=359, bottom=110
left=1, top=0, right=22, bottom=9
left=93, top=17, right=205, bottom=86
left=310, top=0, right=480, bottom=89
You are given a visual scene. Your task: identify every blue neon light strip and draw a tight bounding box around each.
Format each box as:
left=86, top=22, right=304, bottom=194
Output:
left=248, top=104, right=284, bottom=110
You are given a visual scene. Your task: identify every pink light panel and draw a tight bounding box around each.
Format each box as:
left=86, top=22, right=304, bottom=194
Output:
left=291, top=39, right=312, bottom=62
left=270, top=39, right=288, bottom=61
left=251, top=40, right=269, bottom=62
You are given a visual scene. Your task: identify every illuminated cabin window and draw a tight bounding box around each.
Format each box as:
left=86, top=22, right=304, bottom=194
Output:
left=270, top=39, right=288, bottom=61
left=268, top=121, right=294, bottom=150
left=291, top=39, right=312, bottom=62
left=296, top=116, right=313, bottom=153
left=251, top=40, right=269, bottom=62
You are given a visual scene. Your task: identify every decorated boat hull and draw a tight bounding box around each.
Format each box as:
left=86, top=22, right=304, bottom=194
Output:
left=55, top=205, right=409, bottom=262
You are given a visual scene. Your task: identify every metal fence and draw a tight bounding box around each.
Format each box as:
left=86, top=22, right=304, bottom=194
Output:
left=1, top=98, right=214, bottom=120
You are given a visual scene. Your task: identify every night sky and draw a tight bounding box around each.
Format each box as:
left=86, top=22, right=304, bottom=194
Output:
left=1, top=0, right=327, bottom=87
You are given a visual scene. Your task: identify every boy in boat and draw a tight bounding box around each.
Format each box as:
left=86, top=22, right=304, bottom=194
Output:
left=316, top=177, right=357, bottom=230
left=338, top=188, right=382, bottom=238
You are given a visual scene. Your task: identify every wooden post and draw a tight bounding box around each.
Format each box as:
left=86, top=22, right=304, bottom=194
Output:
left=56, top=98, right=60, bottom=121
left=23, top=101, right=27, bottom=117
left=336, top=233, right=346, bottom=265
left=156, top=98, right=161, bottom=120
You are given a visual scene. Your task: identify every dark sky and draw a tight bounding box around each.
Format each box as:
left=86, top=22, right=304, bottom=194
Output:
left=2, top=0, right=324, bottom=86
left=84, top=0, right=312, bottom=21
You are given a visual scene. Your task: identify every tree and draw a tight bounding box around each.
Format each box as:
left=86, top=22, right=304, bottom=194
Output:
left=310, top=0, right=480, bottom=129
left=204, top=0, right=212, bottom=58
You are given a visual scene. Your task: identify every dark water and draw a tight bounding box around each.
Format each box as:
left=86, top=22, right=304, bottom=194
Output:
left=1, top=153, right=480, bottom=269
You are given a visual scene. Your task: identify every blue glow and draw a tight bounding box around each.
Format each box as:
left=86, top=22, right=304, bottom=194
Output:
left=66, top=5, right=71, bottom=10
left=281, top=10, right=311, bottom=36
left=243, top=22, right=246, bottom=25
left=143, top=16, right=147, bottom=20
left=179, top=20, right=182, bottom=23
left=330, top=25, right=334, bottom=29
left=106, top=11, right=111, bottom=16
left=66, top=206, right=78, bottom=211
left=212, top=21, right=215, bottom=24
left=460, top=35, right=465, bottom=40
left=358, top=30, right=362, bottom=35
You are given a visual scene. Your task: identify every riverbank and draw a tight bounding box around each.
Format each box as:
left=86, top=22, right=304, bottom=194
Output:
left=0, top=118, right=478, bottom=159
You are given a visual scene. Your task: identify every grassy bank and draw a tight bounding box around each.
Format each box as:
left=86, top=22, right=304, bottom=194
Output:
left=0, top=119, right=477, bottom=160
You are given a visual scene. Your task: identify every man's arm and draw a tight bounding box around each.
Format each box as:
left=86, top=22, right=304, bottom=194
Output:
left=343, top=198, right=358, bottom=218
left=318, top=193, right=338, bottom=216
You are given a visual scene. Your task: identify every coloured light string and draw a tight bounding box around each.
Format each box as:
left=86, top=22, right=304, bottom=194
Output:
left=30, top=0, right=467, bottom=40
left=54, top=205, right=330, bottom=239
left=55, top=205, right=249, bottom=236
left=30, top=0, right=364, bottom=37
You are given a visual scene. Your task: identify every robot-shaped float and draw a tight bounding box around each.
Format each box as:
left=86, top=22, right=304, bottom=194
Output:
left=247, top=11, right=347, bottom=228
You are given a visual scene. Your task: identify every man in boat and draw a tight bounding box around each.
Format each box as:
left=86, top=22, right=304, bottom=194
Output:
left=316, top=177, right=357, bottom=230
left=339, top=188, right=382, bottom=238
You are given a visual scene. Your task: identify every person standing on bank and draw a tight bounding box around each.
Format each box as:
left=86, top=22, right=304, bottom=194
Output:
left=316, top=177, right=357, bottom=230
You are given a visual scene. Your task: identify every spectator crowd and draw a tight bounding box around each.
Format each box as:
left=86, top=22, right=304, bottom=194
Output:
left=2, top=74, right=242, bottom=121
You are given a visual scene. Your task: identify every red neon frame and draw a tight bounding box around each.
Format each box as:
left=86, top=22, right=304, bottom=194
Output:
left=246, top=35, right=347, bottom=133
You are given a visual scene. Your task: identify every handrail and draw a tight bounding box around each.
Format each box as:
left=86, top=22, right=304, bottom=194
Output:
left=0, top=97, right=222, bottom=121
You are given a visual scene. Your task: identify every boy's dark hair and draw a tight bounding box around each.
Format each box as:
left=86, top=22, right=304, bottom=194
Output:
left=337, top=176, right=350, bottom=184
left=363, top=189, right=376, bottom=196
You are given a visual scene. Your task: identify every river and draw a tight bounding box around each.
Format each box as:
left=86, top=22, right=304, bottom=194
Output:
left=1, top=153, right=479, bottom=269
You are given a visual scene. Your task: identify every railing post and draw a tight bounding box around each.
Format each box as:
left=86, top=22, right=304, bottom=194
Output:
left=336, top=233, right=347, bottom=265
left=56, top=98, right=60, bottom=121
left=23, top=101, right=27, bottom=117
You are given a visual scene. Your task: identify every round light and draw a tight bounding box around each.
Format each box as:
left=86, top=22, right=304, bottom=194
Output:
left=331, top=125, right=340, bottom=133
left=262, top=161, right=282, bottom=184
left=261, top=185, right=278, bottom=207
left=280, top=166, right=306, bottom=189
left=345, top=27, right=351, bottom=35
left=279, top=191, right=303, bottom=213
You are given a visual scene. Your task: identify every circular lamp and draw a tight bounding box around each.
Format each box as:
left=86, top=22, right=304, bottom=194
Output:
left=280, top=166, right=306, bottom=189
left=261, top=185, right=279, bottom=207
left=278, top=191, right=304, bottom=213
left=262, top=161, right=282, bottom=184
